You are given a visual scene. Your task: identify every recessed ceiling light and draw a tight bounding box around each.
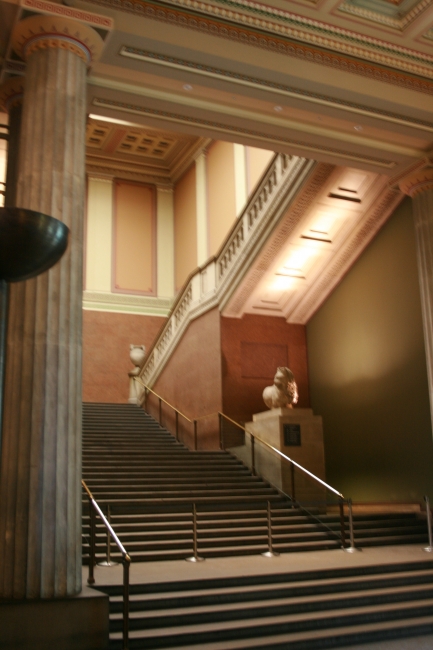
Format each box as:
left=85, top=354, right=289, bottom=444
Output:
left=354, top=125, right=363, bottom=131
left=274, top=105, right=283, bottom=112
left=183, top=84, right=193, bottom=91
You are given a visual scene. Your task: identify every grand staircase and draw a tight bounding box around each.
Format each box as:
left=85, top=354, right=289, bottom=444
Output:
left=82, top=402, right=428, bottom=563
left=83, top=402, right=433, bottom=650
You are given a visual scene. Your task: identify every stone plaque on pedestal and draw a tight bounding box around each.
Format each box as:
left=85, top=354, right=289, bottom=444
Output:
left=246, top=408, right=326, bottom=505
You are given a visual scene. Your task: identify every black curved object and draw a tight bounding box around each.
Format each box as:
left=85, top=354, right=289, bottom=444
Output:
left=0, top=207, right=69, bottom=282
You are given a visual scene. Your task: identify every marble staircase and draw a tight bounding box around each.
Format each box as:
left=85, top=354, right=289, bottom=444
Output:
left=82, top=403, right=428, bottom=564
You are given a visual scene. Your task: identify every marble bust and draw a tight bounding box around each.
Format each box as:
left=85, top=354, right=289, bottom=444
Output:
left=263, top=367, right=298, bottom=409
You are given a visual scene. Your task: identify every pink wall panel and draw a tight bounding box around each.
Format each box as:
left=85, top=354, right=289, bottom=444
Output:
left=82, top=310, right=165, bottom=403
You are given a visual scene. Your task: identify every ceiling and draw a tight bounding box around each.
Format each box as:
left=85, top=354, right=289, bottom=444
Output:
left=0, top=0, right=432, bottom=321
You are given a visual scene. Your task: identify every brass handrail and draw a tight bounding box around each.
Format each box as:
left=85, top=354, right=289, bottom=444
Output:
left=218, top=412, right=344, bottom=499
left=134, top=377, right=192, bottom=423
left=82, top=480, right=131, bottom=650
left=133, top=383, right=349, bottom=546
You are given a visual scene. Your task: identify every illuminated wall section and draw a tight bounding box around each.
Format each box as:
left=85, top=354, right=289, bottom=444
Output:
left=174, top=164, right=197, bottom=290
left=207, top=141, right=237, bottom=256
left=113, top=180, right=155, bottom=294
left=307, top=198, right=433, bottom=502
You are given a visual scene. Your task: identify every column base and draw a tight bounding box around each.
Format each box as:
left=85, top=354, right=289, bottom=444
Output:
left=0, top=587, right=109, bottom=650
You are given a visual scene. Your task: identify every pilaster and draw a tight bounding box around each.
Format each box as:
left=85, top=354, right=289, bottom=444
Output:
left=195, top=150, right=208, bottom=266
left=399, top=166, right=433, bottom=434
left=156, top=186, right=175, bottom=298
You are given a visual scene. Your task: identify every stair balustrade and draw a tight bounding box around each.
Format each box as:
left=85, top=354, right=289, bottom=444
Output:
left=82, top=479, right=131, bottom=650
left=137, top=153, right=315, bottom=389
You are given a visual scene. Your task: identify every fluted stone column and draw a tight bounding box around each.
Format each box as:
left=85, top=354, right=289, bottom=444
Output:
left=0, top=16, right=103, bottom=600
left=400, top=167, right=433, bottom=433
left=0, top=78, right=24, bottom=437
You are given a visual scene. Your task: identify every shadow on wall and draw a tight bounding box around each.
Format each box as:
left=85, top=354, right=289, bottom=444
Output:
left=307, top=197, right=433, bottom=503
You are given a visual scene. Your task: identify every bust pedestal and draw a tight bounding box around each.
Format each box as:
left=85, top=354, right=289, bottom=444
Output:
left=246, top=408, right=326, bottom=505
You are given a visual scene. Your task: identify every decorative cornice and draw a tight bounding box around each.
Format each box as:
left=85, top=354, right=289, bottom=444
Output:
left=120, top=47, right=433, bottom=132
left=82, top=290, right=172, bottom=315
left=12, top=15, right=105, bottom=65
left=399, top=167, right=433, bottom=197
left=86, top=0, right=433, bottom=88
left=338, top=0, right=431, bottom=32
left=0, top=77, right=25, bottom=113
left=21, top=0, right=114, bottom=30
left=92, top=97, right=397, bottom=168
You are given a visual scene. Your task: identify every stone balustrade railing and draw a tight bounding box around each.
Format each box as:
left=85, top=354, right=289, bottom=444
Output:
left=139, top=152, right=315, bottom=389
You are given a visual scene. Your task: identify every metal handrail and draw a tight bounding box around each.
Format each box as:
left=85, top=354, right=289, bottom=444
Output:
left=218, top=412, right=345, bottom=499
left=82, top=480, right=131, bottom=650
left=134, top=377, right=192, bottom=422
left=133, top=383, right=351, bottom=545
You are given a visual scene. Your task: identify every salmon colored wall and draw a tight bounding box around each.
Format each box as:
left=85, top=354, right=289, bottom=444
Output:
left=150, top=308, right=222, bottom=449
left=82, top=310, right=165, bottom=403
left=246, top=147, right=274, bottom=195
left=114, top=181, right=155, bottom=294
left=174, top=165, right=197, bottom=290
left=207, top=141, right=237, bottom=256
left=221, top=314, right=310, bottom=426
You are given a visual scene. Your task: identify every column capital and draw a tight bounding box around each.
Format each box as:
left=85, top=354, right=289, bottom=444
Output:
left=0, top=77, right=25, bottom=113
left=12, top=14, right=104, bottom=66
left=399, top=166, right=433, bottom=198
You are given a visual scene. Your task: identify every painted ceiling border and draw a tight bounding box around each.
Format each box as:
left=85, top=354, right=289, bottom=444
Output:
left=120, top=47, right=433, bottom=132
left=86, top=0, right=433, bottom=92
left=91, top=95, right=397, bottom=168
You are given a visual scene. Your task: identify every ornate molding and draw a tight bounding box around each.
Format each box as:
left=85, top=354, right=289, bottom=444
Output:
left=92, top=97, right=396, bottom=168
left=12, top=15, right=105, bottom=65
left=338, top=0, right=431, bottom=32
left=86, top=0, right=433, bottom=89
left=82, top=290, right=172, bottom=315
left=399, top=167, right=433, bottom=197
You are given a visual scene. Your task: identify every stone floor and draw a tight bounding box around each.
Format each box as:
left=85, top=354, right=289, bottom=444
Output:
left=84, top=544, right=433, bottom=650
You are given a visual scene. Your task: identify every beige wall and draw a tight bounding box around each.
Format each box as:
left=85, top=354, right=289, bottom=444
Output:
left=307, top=198, right=433, bottom=502
left=207, top=141, right=237, bottom=256
left=246, top=147, right=274, bottom=195
left=114, top=181, right=155, bottom=294
left=174, top=164, right=197, bottom=290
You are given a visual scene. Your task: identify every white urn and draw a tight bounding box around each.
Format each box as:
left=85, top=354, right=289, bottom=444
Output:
left=130, top=344, right=146, bottom=369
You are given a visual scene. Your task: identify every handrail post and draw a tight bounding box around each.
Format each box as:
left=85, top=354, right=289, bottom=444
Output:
left=193, top=419, right=197, bottom=451
left=186, top=503, right=204, bottom=562
left=87, top=500, right=96, bottom=585
left=144, top=387, right=148, bottom=411
left=122, top=557, right=130, bottom=650
left=250, top=433, right=255, bottom=475
left=423, top=495, right=433, bottom=552
left=218, top=412, right=223, bottom=450
left=290, top=462, right=296, bottom=502
left=98, top=505, right=119, bottom=566
left=343, top=498, right=359, bottom=553
left=159, top=397, right=162, bottom=426
left=175, top=410, right=179, bottom=441
left=339, top=498, right=347, bottom=549
left=262, top=500, right=279, bottom=558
